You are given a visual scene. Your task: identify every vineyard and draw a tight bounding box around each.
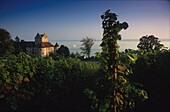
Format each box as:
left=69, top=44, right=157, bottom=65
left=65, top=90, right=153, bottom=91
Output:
left=0, top=10, right=169, bottom=112
left=0, top=52, right=100, bottom=111
left=0, top=48, right=169, bottom=111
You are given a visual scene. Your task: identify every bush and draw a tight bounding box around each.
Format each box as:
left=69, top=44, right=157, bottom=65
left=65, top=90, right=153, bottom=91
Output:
left=0, top=52, right=100, bottom=111
left=56, top=45, right=70, bottom=57
left=132, top=50, right=170, bottom=112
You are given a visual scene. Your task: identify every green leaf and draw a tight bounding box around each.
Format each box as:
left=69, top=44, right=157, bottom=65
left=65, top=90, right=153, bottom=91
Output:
left=6, top=78, right=11, bottom=83
left=0, top=94, right=4, bottom=98
left=14, top=86, right=18, bottom=91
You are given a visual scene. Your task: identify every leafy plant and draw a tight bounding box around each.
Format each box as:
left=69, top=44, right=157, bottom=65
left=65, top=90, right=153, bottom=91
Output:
left=85, top=10, right=148, bottom=112
left=0, top=52, right=100, bottom=111
left=132, top=50, right=170, bottom=112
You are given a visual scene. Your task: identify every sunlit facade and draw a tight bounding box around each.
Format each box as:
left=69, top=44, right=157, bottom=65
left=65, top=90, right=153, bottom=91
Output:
left=24, top=33, right=59, bottom=57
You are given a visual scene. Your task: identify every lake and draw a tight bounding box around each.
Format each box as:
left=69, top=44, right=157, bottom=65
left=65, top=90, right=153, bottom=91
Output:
left=50, top=39, right=170, bottom=56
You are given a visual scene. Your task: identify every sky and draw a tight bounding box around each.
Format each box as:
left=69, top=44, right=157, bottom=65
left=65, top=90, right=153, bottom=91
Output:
left=0, top=0, right=169, bottom=41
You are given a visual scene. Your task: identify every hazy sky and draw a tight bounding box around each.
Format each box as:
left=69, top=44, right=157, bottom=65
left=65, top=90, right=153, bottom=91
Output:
left=0, top=0, right=169, bottom=40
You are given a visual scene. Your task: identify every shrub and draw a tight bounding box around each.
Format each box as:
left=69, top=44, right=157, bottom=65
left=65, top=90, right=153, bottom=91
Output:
left=0, top=52, right=100, bottom=111
left=132, top=50, right=170, bottom=112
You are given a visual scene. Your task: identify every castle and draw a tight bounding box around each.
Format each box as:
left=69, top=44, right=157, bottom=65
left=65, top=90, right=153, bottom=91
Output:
left=22, top=33, right=59, bottom=57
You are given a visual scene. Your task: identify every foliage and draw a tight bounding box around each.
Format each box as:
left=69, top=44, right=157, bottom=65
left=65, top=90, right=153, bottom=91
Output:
left=56, top=45, right=70, bottom=57
left=14, top=36, right=23, bottom=55
left=0, top=52, right=55, bottom=110
left=132, top=50, right=170, bottom=112
left=80, top=37, right=95, bottom=58
left=15, top=36, right=20, bottom=42
left=85, top=10, right=148, bottom=112
left=137, top=35, right=164, bottom=53
left=70, top=51, right=81, bottom=58
left=118, top=49, right=144, bottom=72
left=95, top=52, right=102, bottom=59
left=0, top=52, right=100, bottom=111
left=0, top=28, right=15, bottom=57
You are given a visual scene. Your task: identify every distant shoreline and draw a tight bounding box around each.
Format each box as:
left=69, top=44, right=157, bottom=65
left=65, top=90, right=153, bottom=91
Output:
left=49, top=39, right=170, bottom=42
left=23, top=39, right=170, bottom=42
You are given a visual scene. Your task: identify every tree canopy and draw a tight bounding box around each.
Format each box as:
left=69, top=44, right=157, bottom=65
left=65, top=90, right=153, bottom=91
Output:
left=137, top=35, right=164, bottom=52
left=0, top=28, right=14, bottom=56
left=14, top=36, right=23, bottom=55
left=80, top=37, right=94, bottom=58
left=15, top=36, right=20, bottom=42
left=56, top=45, right=70, bottom=57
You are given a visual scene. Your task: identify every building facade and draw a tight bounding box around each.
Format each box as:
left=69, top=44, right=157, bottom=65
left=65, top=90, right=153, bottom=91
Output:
left=22, top=33, right=59, bottom=57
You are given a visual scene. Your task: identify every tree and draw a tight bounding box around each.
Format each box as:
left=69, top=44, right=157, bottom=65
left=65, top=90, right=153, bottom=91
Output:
left=15, top=36, right=20, bottom=42
left=137, top=35, right=164, bottom=53
left=14, top=36, right=23, bottom=55
left=70, top=51, right=81, bottom=58
left=56, top=45, right=70, bottom=57
left=80, top=37, right=94, bottom=58
left=85, top=10, right=147, bottom=112
left=0, top=28, right=14, bottom=56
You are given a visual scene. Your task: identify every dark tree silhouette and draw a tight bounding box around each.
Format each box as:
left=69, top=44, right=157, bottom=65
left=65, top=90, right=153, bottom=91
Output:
left=15, top=36, right=20, bottom=42
left=137, top=35, right=164, bottom=52
left=80, top=37, right=94, bottom=58
left=56, top=45, right=70, bottom=57
left=14, top=36, right=22, bottom=55
left=0, top=28, right=14, bottom=56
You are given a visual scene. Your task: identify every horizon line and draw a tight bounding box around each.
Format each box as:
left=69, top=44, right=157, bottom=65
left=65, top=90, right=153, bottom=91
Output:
left=49, top=39, right=170, bottom=41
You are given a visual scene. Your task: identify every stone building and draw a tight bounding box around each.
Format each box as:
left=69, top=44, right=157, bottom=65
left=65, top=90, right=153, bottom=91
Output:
left=21, top=33, right=59, bottom=57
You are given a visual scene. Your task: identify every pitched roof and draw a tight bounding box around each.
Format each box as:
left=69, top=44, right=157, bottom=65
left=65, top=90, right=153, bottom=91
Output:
left=23, top=42, right=35, bottom=47
left=39, top=42, right=54, bottom=48
left=22, top=42, right=54, bottom=48
left=40, top=33, right=46, bottom=37
left=35, top=33, right=47, bottom=39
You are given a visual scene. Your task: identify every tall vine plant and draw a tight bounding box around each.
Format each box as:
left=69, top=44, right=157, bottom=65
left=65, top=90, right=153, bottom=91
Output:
left=85, top=10, right=148, bottom=112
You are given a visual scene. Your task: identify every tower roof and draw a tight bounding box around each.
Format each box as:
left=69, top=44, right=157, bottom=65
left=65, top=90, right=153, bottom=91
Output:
left=35, top=33, right=48, bottom=42
left=35, top=33, right=47, bottom=38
